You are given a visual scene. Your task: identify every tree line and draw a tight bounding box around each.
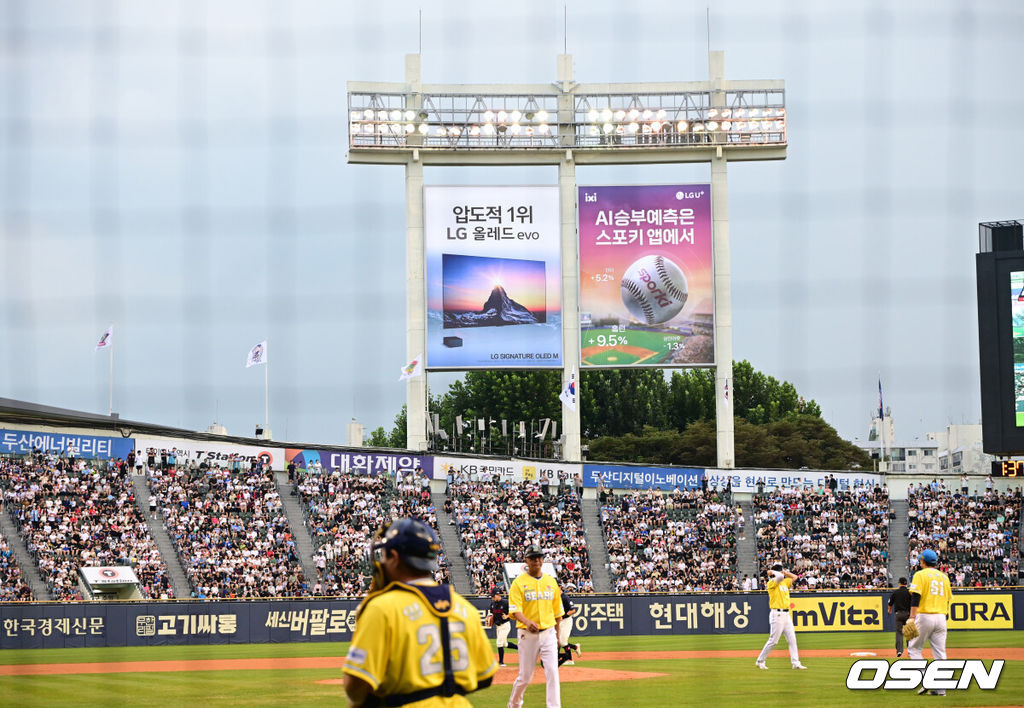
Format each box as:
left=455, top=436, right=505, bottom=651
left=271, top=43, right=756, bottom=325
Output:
left=368, top=360, right=871, bottom=470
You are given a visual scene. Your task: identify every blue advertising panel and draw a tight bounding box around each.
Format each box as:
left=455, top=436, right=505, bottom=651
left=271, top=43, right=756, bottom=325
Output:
left=0, top=427, right=133, bottom=461
left=0, top=591, right=1018, bottom=648
left=582, top=463, right=703, bottom=490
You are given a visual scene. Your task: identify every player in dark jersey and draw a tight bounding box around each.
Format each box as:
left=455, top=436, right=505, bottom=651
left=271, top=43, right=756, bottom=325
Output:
left=557, top=592, right=582, bottom=666
left=487, top=588, right=518, bottom=666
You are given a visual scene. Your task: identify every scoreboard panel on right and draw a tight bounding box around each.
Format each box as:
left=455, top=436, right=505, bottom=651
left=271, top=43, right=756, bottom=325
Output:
left=977, top=242, right=1024, bottom=455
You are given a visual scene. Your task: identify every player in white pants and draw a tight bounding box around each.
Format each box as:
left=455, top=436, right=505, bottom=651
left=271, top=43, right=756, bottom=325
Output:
left=488, top=589, right=518, bottom=666
left=556, top=593, right=581, bottom=666
left=510, top=625, right=560, bottom=708
left=907, top=549, right=953, bottom=696
left=507, top=546, right=563, bottom=708
left=755, top=564, right=806, bottom=669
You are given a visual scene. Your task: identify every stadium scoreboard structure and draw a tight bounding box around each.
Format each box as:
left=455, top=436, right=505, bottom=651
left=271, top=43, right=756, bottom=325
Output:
left=348, top=52, right=787, bottom=466
left=977, top=220, right=1024, bottom=456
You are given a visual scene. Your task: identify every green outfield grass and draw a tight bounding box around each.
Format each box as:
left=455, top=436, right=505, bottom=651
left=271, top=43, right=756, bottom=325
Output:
left=0, top=632, right=1020, bottom=707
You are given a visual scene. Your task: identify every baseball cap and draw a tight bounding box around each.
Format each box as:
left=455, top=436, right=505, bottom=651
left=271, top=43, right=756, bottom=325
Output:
left=525, top=545, right=545, bottom=559
left=771, top=563, right=784, bottom=572
left=920, top=549, right=938, bottom=566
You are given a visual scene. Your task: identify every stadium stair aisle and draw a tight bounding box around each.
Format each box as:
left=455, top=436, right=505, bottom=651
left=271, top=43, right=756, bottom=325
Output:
left=271, top=471, right=318, bottom=589
left=131, top=475, right=191, bottom=598
left=581, top=497, right=612, bottom=593
left=735, top=499, right=758, bottom=583
left=888, top=498, right=910, bottom=582
left=431, top=490, right=474, bottom=593
left=0, top=505, right=51, bottom=600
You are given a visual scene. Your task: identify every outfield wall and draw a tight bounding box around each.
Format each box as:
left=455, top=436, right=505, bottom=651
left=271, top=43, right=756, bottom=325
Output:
left=0, top=590, right=1019, bottom=649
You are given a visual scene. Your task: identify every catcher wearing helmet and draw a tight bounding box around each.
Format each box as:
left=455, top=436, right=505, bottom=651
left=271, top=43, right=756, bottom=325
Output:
left=342, top=518, right=497, bottom=707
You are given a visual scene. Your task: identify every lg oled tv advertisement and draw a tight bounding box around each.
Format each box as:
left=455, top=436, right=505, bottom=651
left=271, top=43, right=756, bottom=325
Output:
left=424, top=185, right=562, bottom=369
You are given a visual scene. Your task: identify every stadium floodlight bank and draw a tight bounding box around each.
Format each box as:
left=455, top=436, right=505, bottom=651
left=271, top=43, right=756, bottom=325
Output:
left=349, top=89, right=786, bottom=158
left=348, top=52, right=786, bottom=470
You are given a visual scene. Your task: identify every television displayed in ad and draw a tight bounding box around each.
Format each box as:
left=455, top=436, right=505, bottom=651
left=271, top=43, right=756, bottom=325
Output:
left=441, top=254, right=547, bottom=329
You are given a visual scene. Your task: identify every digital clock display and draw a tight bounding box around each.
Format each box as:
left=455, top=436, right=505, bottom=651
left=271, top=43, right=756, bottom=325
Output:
left=992, top=460, right=1024, bottom=477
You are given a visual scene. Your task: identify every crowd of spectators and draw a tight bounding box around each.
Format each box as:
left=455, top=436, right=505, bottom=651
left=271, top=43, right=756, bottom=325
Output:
left=600, top=487, right=739, bottom=592
left=294, top=466, right=450, bottom=595
left=907, top=480, right=1022, bottom=586
left=447, top=473, right=593, bottom=595
left=1, top=455, right=172, bottom=600
left=295, top=469, right=386, bottom=595
left=0, top=530, right=33, bottom=601
left=753, top=483, right=890, bottom=589
left=390, top=469, right=452, bottom=584
left=148, top=462, right=306, bottom=598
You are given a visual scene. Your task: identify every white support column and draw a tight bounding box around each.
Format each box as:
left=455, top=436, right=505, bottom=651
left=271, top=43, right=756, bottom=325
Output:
left=405, top=54, right=428, bottom=451
left=710, top=50, right=735, bottom=469
left=557, top=54, right=581, bottom=462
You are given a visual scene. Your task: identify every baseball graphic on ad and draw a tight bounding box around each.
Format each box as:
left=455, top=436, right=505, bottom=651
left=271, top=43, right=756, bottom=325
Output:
left=620, top=254, right=688, bottom=325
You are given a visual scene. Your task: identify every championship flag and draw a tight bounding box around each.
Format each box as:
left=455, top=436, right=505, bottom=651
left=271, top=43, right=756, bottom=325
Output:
left=877, top=378, right=884, bottom=419
left=559, top=370, right=577, bottom=411
left=95, top=326, right=113, bottom=351
left=399, top=354, right=423, bottom=381
left=246, top=340, right=268, bottom=368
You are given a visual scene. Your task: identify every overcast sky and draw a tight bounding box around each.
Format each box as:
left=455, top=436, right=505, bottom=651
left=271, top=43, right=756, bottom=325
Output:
left=1, top=0, right=1021, bottom=447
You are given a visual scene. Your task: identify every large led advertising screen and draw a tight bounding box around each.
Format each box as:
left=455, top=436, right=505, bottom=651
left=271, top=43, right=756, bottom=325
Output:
left=977, top=249, right=1024, bottom=454
left=1013, top=270, right=1024, bottom=428
left=578, top=184, right=714, bottom=368
left=425, top=186, right=562, bottom=369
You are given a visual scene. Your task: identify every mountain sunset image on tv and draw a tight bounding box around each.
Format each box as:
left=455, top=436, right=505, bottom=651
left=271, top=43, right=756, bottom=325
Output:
left=441, top=253, right=547, bottom=329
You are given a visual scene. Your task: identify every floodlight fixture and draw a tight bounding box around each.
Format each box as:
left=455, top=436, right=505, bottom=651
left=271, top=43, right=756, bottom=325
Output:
left=348, top=63, right=784, bottom=156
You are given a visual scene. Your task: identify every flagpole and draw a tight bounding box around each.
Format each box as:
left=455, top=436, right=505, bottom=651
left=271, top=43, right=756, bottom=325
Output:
left=108, top=337, right=114, bottom=416
left=264, top=357, right=269, bottom=435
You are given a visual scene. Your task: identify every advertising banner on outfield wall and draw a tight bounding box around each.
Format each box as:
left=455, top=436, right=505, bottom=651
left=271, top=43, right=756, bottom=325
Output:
left=424, top=185, right=562, bottom=369
left=578, top=184, right=714, bottom=368
left=134, top=437, right=286, bottom=471
left=947, top=594, right=1015, bottom=629
left=583, top=463, right=703, bottom=491
left=704, top=468, right=884, bottom=493
left=1, top=591, right=1020, bottom=649
left=0, top=426, right=133, bottom=460
left=433, top=455, right=579, bottom=483
left=285, top=449, right=432, bottom=479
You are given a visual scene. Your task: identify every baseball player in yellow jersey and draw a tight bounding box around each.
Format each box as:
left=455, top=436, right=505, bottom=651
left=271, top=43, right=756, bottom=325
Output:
left=507, top=545, right=563, bottom=708
left=343, top=518, right=497, bottom=708
left=907, top=548, right=954, bottom=696
left=755, top=564, right=807, bottom=670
